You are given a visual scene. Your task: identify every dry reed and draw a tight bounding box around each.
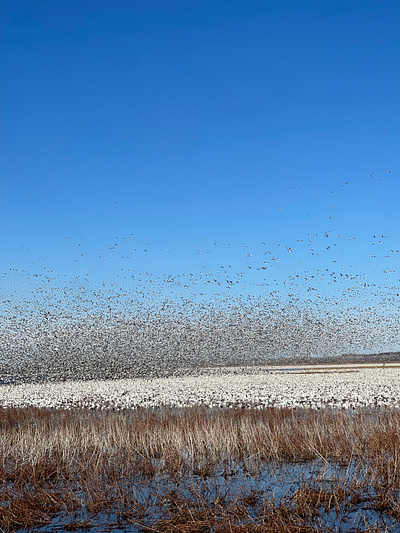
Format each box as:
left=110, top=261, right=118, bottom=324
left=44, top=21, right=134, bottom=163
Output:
left=0, top=405, right=399, bottom=532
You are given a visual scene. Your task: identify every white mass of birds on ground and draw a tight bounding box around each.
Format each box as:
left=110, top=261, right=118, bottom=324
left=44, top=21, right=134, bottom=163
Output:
left=1, top=169, right=399, bottom=395
left=0, top=365, right=400, bottom=410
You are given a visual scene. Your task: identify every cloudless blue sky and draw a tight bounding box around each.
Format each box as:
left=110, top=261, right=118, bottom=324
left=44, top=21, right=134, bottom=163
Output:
left=1, top=0, right=400, bottom=314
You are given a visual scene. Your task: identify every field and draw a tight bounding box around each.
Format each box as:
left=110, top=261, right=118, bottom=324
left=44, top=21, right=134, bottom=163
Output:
left=1, top=363, right=400, bottom=410
left=0, top=365, right=400, bottom=532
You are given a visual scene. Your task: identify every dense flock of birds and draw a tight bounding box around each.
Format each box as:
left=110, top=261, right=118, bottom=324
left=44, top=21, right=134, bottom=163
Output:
left=1, top=366, right=400, bottom=410
left=1, top=170, right=399, bottom=387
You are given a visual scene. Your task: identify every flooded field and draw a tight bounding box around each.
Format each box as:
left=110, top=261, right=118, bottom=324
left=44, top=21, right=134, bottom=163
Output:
left=1, top=405, right=400, bottom=532
left=1, top=364, right=400, bottom=533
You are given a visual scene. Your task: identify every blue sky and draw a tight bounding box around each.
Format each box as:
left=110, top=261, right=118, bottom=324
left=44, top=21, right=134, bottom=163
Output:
left=1, top=0, right=400, bottom=317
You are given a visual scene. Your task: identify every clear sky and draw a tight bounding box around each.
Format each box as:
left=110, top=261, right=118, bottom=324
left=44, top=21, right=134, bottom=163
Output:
left=1, top=1, right=400, bottom=333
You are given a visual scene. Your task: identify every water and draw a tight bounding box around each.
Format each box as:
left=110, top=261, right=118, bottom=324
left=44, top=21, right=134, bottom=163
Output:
left=14, top=459, right=400, bottom=532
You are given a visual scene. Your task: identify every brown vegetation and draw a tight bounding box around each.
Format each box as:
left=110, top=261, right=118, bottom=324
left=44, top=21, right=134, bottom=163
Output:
left=0, top=405, right=399, bottom=531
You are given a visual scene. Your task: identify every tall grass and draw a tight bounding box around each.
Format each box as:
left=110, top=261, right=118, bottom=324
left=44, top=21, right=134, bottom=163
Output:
left=1, top=405, right=399, bottom=531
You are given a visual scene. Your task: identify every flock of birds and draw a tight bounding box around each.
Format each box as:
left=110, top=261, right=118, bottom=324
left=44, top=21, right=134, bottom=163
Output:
left=1, top=366, right=400, bottom=410
left=1, top=170, right=399, bottom=386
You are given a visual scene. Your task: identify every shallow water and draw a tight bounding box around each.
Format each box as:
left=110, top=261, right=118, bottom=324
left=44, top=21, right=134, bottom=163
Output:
left=14, top=459, right=400, bottom=533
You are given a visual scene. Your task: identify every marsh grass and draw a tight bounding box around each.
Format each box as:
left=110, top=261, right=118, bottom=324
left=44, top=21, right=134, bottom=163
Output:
left=0, top=405, right=400, bottom=532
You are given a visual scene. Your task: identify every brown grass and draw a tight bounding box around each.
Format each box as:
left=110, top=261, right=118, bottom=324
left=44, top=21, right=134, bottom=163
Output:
left=0, top=405, right=399, bottom=531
